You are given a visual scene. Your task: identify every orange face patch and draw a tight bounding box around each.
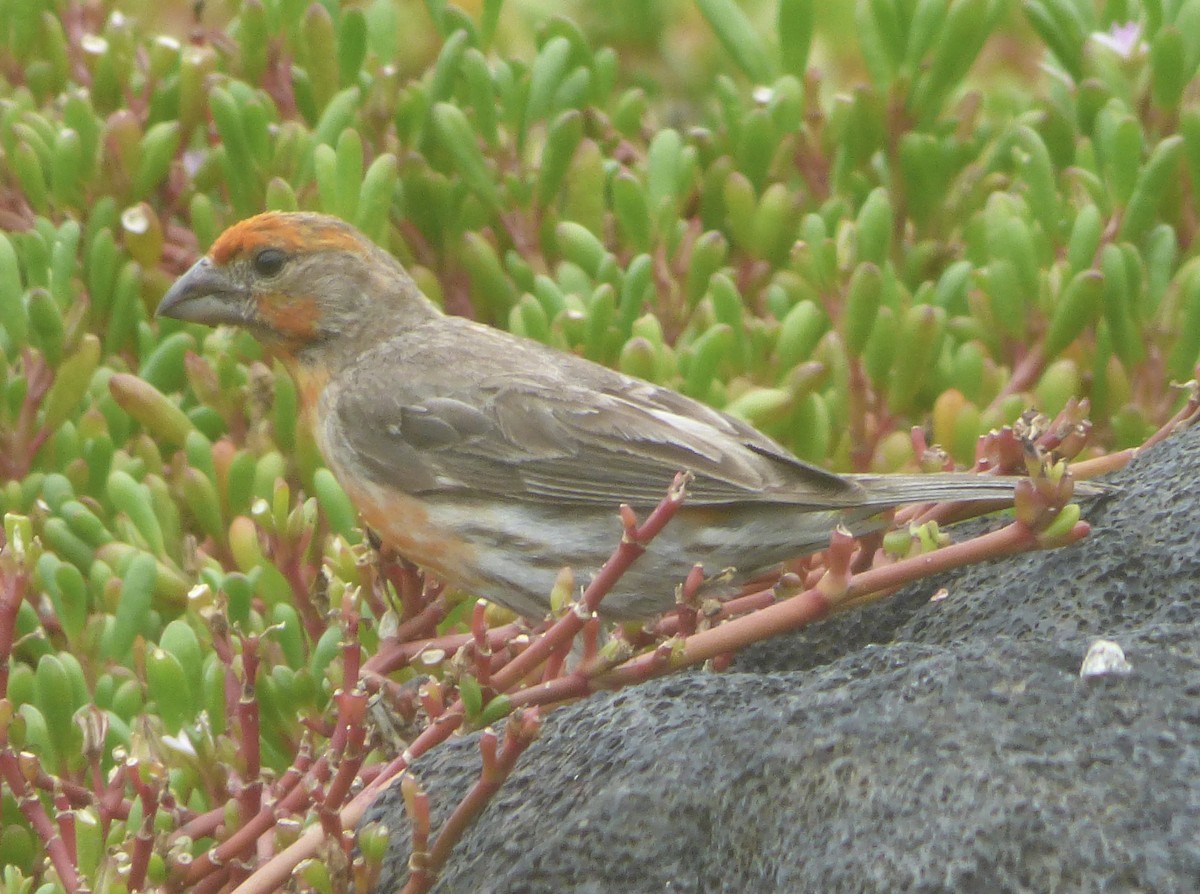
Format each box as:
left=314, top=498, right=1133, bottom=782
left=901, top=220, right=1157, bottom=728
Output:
left=255, top=292, right=324, bottom=340
left=210, top=212, right=366, bottom=266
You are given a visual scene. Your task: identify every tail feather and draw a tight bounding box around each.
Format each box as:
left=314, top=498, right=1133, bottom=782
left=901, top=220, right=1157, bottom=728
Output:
left=843, top=472, right=1109, bottom=511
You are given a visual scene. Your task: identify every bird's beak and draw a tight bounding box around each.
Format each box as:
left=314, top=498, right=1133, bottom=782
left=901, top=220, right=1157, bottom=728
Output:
left=156, top=257, right=253, bottom=326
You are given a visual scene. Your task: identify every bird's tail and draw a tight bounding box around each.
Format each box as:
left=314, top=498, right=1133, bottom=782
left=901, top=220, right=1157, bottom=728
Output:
left=843, top=472, right=1109, bottom=511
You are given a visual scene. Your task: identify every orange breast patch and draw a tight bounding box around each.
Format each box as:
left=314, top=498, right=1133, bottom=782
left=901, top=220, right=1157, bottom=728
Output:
left=284, top=360, right=331, bottom=425
left=336, top=474, right=482, bottom=590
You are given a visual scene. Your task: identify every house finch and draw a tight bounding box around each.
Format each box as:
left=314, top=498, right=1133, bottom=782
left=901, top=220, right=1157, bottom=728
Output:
left=158, top=212, right=1040, bottom=619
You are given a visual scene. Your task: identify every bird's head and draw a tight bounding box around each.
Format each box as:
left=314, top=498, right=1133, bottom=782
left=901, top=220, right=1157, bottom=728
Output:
left=156, top=212, right=437, bottom=361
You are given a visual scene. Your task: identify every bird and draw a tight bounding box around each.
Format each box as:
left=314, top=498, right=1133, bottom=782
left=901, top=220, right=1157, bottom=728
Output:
left=157, top=211, right=1049, bottom=620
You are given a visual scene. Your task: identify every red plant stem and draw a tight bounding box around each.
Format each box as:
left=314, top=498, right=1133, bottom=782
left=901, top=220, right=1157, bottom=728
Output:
left=238, top=635, right=263, bottom=829
left=55, top=791, right=76, bottom=864
left=401, top=776, right=432, bottom=891
left=365, top=621, right=522, bottom=677
left=95, top=762, right=130, bottom=846
left=316, top=800, right=345, bottom=846
left=479, top=728, right=499, bottom=776
left=3, top=349, right=53, bottom=479
left=361, top=567, right=388, bottom=622
left=171, top=805, right=225, bottom=844
left=128, top=772, right=158, bottom=892
left=383, top=592, right=452, bottom=642
left=277, top=758, right=328, bottom=813
left=341, top=596, right=362, bottom=689
left=323, top=723, right=368, bottom=812
left=906, top=496, right=1012, bottom=528
left=579, top=616, right=602, bottom=664
left=210, top=618, right=242, bottom=739
left=634, top=520, right=1087, bottom=672
left=383, top=554, right=428, bottom=622
left=470, top=601, right=488, bottom=652
left=33, top=770, right=99, bottom=811
left=326, top=681, right=362, bottom=753
left=418, top=713, right=541, bottom=886
left=710, top=586, right=777, bottom=619
left=0, top=752, right=81, bottom=893
left=989, top=344, right=1045, bottom=412
left=470, top=601, right=493, bottom=686
left=279, top=531, right=323, bottom=641
left=323, top=688, right=369, bottom=809
left=219, top=700, right=503, bottom=890
left=175, top=637, right=282, bottom=887
left=88, top=751, right=106, bottom=807
left=178, top=747, right=332, bottom=887
left=0, top=561, right=29, bottom=697
left=179, top=807, right=278, bottom=887
left=190, top=866, right=232, bottom=894
left=270, top=737, right=314, bottom=803
left=418, top=682, right=445, bottom=720
left=1075, top=380, right=1200, bottom=477
left=540, top=641, right=568, bottom=683
left=300, top=714, right=336, bottom=737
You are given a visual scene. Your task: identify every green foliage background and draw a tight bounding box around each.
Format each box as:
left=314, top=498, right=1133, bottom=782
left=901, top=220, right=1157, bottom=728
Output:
left=1, top=0, right=1199, bottom=888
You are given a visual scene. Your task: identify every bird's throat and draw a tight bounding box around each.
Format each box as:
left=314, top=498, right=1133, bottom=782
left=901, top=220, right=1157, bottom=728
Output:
left=277, top=355, right=332, bottom=431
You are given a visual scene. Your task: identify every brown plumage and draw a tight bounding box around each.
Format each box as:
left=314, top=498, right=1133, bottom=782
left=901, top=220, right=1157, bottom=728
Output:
left=159, top=212, right=1031, bottom=619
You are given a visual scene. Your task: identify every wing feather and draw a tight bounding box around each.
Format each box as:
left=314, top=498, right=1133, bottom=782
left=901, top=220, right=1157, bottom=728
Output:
left=324, top=319, right=862, bottom=509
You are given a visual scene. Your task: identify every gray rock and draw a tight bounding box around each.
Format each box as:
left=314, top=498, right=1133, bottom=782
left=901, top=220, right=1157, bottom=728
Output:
left=364, top=422, right=1200, bottom=893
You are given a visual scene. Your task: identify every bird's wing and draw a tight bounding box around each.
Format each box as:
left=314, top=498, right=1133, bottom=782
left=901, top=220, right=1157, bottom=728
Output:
left=323, top=322, right=862, bottom=509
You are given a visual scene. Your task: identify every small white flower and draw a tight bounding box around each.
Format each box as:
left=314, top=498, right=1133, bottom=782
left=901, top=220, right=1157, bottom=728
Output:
left=1091, top=22, right=1146, bottom=60
left=161, top=730, right=198, bottom=757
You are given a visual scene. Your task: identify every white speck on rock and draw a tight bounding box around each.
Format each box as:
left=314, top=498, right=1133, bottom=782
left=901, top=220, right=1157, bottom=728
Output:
left=1079, top=639, right=1132, bottom=679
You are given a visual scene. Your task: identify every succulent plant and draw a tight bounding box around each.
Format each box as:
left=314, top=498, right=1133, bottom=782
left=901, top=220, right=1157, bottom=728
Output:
left=1, top=0, right=1198, bottom=891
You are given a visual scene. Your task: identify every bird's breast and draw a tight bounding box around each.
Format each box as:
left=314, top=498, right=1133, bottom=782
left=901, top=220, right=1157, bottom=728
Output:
left=321, top=453, right=486, bottom=593
left=281, top=357, right=333, bottom=430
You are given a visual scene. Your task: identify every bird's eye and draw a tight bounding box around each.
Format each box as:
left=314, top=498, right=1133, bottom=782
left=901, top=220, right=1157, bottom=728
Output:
left=252, top=248, right=286, bottom=278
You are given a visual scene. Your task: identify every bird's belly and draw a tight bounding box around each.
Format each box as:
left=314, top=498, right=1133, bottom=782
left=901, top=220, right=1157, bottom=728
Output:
left=378, top=500, right=843, bottom=620
left=320, top=463, right=847, bottom=619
